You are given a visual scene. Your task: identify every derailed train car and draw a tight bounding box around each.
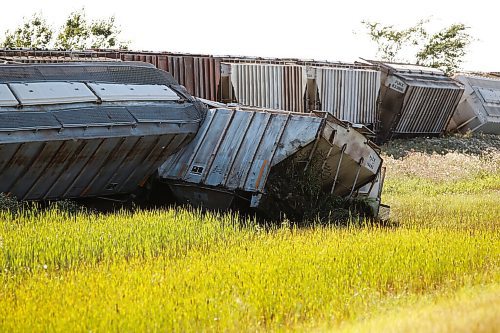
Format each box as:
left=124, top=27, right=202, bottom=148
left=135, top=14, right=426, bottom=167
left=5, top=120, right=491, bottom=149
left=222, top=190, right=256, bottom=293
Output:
left=158, top=107, right=384, bottom=216
left=0, top=49, right=222, bottom=102
left=310, top=65, right=381, bottom=125
left=223, top=63, right=307, bottom=112
left=448, top=74, right=500, bottom=134
left=1, top=50, right=381, bottom=127
left=0, top=62, right=206, bottom=200
left=373, top=61, right=464, bottom=142
left=220, top=61, right=381, bottom=126
left=0, top=51, right=386, bottom=218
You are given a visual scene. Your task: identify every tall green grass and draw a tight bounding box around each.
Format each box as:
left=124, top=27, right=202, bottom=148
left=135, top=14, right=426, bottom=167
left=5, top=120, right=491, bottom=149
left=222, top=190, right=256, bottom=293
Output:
left=0, top=149, right=499, bottom=332
left=1, top=209, right=498, bottom=331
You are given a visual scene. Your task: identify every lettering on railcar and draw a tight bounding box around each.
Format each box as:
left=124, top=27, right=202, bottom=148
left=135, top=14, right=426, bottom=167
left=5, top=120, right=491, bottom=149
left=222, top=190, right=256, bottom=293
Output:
left=190, top=165, right=204, bottom=175
left=385, top=76, right=407, bottom=94
left=367, top=154, right=377, bottom=170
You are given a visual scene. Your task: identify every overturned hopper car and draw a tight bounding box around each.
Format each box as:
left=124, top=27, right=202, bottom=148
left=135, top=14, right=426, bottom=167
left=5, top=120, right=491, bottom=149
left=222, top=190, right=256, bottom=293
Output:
left=158, top=107, right=384, bottom=216
left=0, top=62, right=206, bottom=200
left=448, top=74, right=500, bottom=134
left=373, top=61, right=464, bottom=143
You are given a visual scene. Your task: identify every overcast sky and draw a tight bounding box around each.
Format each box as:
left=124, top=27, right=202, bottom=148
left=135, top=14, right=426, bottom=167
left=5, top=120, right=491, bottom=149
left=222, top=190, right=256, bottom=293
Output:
left=0, top=0, right=497, bottom=71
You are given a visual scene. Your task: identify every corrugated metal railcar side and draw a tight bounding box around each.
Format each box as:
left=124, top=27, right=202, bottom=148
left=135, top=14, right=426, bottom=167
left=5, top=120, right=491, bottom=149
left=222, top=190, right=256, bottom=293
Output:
left=159, top=108, right=382, bottom=210
left=374, top=62, right=464, bottom=142
left=120, top=52, right=221, bottom=101
left=227, top=63, right=307, bottom=112
left=313, top=67, right=380, bottom=125
left=448, top=74, right=500, bottom=134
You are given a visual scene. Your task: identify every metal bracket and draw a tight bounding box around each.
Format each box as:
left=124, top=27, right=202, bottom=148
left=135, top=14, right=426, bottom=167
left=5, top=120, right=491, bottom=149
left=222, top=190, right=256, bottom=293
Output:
left=349, top=157, right=364, bottom=198
left=330, top=144, right=347, bottom=194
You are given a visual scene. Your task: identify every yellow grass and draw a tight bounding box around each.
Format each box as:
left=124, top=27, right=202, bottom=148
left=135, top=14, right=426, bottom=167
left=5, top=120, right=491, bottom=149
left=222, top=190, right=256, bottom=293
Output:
left=0, top=147, right=499, bottom=332
left=337, top=284, right=500, bottom=333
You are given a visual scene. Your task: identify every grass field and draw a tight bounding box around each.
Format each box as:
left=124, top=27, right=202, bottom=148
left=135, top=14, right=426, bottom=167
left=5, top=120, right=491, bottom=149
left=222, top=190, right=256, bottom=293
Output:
left=1, top=135, right=499, bottom=332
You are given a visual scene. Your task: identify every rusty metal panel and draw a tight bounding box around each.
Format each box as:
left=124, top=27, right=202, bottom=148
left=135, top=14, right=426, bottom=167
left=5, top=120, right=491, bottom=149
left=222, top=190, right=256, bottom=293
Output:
left=0, top=49, right=121, bottom=63
left=183, top=57, right=195, bottom=95
left=121, top=53, right=134, bottom=62
left=159, top=107, right=382, bottom=209
left=204, top=111, right=254, bottom=187
left=0, top=142, right=45, bottom=193
left=204, top=58, right=211, bottom=100
left=24, top=139, right=82, bottom=200
left=43, top=139, right=104, bottom=199
left=146, top=55, right=221, bottom=100
left=448, top=75, right=500, bottom=134
left=214, top=59, right=221, bottom=101
left=157, top=55, right=168, bottom=71
left=193, top=57, right=201, bottom=98
left=0, top=125, right=200, bottom=201
left=243, top=114, right=289, bottom=192
left=114, top=133, right=192, bottom=194
left=183, top=109, right=233, bottom=184
left=63, top=137, right=124, bottom=197
left=315, top=67, right=380, bottom=124
left=229, top=63, right=307, bottom=112
left=179, top=57, right=185, bottom=88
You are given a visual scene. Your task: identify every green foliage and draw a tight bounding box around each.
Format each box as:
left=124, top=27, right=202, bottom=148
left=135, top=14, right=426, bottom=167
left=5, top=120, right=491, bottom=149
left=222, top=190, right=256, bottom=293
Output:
left=2, top=13, right=53, bottom=48
left=0, top=193, right=24, bottom=213
left=89, top=16, right=120, bottom=49
left=362, top=19, right=473, bottom=74
left=3, top=9, right=128, bottom=50
left=362, top=19, right=428, bottom=62
left=55, top=9, right=126, bottom=50
left=260, top=157, right=374, bottom=224
left=416, top=23, right=473, bottom=75
left=55, top=9, right=90, bottom=50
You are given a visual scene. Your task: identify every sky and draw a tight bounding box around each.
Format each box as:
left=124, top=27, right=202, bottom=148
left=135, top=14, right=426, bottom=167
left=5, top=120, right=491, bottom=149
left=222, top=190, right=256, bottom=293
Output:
left=0, top=0, right=497, bottom=71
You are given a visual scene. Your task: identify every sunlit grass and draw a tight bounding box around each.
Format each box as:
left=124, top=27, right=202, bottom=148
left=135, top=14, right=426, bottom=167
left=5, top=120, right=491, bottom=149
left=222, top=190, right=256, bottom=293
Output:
left=0, top=148, right=499, bottom=332
left=337, top=284, right=500, bottom=333
left=1, top=210, right=498, bottom=331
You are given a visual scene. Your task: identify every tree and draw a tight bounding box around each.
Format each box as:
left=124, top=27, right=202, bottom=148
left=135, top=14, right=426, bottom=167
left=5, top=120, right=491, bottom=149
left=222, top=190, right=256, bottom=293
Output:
left=3, top=13, right=53, bottom=49
left=2, top=9, right=128, bottom=50
left=362, top=19, right=428, bottom=63
left=362, top=19, right=473, bottom=75
left=55, top=9, right=126, bottom=50
left=55, top=10, right=89, bottom=50
left=416, top=24, right=472, bottom=75
left=88, top=16, right=121, bottom=49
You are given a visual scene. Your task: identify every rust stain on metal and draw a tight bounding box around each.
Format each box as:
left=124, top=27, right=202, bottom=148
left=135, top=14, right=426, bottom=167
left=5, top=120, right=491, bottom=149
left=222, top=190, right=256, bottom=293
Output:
left=177, top=163, right=188, bottom=178
left=81, top=186, right=91, bottom=196
left=138, top=175, right=149, bottom=187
